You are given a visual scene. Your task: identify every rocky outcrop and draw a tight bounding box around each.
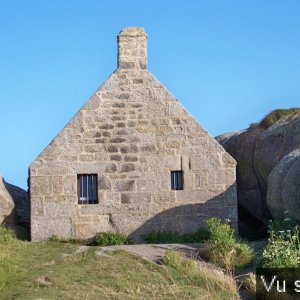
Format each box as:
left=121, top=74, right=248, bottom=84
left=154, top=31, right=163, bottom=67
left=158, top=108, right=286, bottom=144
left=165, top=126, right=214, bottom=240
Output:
left=216, top=112, right=300, bottom=238
left=0, top=177, right=15, bottom=225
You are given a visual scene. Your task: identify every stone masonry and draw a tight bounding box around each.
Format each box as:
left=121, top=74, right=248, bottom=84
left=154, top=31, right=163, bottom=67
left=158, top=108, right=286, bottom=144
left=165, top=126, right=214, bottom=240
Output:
left=29, top=27, right=237, bottom=241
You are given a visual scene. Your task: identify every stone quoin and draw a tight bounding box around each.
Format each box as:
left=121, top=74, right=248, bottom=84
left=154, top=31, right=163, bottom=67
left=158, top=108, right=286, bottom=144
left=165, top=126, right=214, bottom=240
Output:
left=29, top=27, right=237, bottom=242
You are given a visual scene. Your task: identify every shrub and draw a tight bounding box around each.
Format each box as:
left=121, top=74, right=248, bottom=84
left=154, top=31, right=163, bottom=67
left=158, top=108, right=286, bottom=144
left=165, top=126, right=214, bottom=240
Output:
left=94, top=231, right=129, bottom=246
left=261, top=226, right=300, bottom=268
left=144, top=231, right=182, bottom=243
left=182, top=228, right=210, bottom=243
left=0, top=225, right=16, bottom=242
left=259, top=108, right=300, bottom=129
left=201, top=218, right=253, bottom=270
left=143, top=228, right=210, bottom=244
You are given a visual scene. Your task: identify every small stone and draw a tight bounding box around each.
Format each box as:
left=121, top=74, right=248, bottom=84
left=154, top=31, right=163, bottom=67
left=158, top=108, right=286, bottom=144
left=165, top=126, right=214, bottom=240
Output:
left=35, top=276, right=53, bottom=286
left=118, top=94, right=130, bottom=99
left=101, top=132, right=110, bottom=137
left=140, top=145, right=156, bottom=152
left=110, top=155, right=122, bottom=161
left=98, top=175, right=111, bottom=190
left=95, top=138, right=105, bottom=143
left=115, top=129, right=128, bottom=135
left=120, top=145, right=138, bottom=153
left=105, top=145, right=118, bottom=153
left=124, top=156, right=138, bottom=162
left=112, top=102, right=126, bottom=108
left=99, top=124, right=114, bottom=130
left=111, top=116, right=126, bottom=121
left=110, top=138, right=126, bottom=143
left=121, top=163, right=135, bottom=172
left=121, top=194, right=131, bottom=204
left=133, top=79, right=143, bottom=84
left=115, top=180, right=135, bottom=192
left=105, top=164, right=117, bottom=173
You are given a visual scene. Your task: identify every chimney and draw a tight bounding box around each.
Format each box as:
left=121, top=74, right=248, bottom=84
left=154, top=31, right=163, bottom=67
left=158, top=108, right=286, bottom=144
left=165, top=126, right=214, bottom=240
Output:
left=117, top=27, right=147, bottom=70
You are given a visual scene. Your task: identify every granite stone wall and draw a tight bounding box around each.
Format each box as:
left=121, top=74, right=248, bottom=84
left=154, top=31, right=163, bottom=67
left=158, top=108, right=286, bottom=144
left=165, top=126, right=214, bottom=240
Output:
left=29, top=27, right=237, bottom=241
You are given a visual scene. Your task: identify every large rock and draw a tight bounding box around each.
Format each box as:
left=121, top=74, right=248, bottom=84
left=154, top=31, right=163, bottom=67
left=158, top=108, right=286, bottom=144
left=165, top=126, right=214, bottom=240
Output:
left=4, top=180, right=30, bottom=226
left=267, top=149, right=300, bottom=220
left=217, top=112, right=300, bottom=238
left=0, top=177, right=16, bottom=225
left=0, top=176, right=29, bottom=238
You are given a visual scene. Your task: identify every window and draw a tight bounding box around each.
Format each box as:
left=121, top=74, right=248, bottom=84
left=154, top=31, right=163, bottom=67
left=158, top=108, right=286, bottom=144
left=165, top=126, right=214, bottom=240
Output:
left=77, top=174, right=98, bottom=204
left=171, top=171, right=184, bottom=190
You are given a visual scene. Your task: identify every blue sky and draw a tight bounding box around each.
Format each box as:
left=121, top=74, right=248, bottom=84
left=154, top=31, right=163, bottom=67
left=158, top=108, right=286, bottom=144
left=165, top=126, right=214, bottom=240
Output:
left=0, top=0, right=300, bottom=189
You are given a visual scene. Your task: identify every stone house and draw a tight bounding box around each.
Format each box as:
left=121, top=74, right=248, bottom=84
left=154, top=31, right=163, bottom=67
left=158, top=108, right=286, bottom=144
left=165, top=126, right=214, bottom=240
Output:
left=29, top=27, right=237, bottom=241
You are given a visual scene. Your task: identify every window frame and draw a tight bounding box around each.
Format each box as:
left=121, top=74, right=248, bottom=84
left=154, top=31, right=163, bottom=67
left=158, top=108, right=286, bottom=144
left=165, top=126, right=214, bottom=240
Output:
left=77, top=174, right=98, bottom=204
left=171, top=170, right=184, bottom=190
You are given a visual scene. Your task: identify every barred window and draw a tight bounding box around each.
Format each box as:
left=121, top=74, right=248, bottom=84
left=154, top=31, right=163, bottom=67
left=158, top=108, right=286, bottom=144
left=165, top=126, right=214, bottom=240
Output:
left=171, top=171, right=184, bottom=190
left=77, top=174, right=98, bottom=204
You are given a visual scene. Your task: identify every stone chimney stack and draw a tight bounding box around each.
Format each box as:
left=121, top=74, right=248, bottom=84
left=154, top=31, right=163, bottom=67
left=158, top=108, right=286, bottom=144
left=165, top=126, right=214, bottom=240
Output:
left=117, top=27, right=147, bottom=70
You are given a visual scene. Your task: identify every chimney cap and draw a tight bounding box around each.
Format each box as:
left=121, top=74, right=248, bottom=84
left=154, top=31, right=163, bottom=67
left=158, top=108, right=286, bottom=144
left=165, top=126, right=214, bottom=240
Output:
left=118, top=27, right=147, bottom=37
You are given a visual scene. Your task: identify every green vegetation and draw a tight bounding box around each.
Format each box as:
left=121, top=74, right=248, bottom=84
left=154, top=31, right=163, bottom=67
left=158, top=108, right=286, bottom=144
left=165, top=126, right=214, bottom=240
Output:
left=0, top=225, right=16, bottom=242
left=261, top=220, right=300, bottom=268
left=143, top=227, right=209, bottom=244
left=259, top=108, right=300, bottom=129
left=200, top=218, right=253, bottom=270
left=94, top=231, right=129, bottom=246
left=0, top=239, right=240, bottom=299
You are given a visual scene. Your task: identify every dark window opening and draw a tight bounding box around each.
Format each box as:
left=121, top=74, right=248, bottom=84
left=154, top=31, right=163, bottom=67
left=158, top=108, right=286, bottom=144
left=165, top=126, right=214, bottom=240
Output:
left=171, top=171, right=184, bottom=190
left=78, top=174, right=98, bottom=204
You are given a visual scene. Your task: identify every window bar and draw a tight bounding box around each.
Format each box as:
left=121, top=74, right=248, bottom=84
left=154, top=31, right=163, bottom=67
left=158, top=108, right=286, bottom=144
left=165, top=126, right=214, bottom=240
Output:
left=91, top=175, right=93, bottom=202
left=88, top=175, right=90, bottom=199
left=171, top=172, right=174, bottom=189
left=81, top=175, right=83, bottom=200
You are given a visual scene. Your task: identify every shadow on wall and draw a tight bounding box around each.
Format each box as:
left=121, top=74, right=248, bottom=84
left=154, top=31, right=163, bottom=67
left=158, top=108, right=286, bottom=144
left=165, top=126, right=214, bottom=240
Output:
left=128, top=184, right=237, bottom=243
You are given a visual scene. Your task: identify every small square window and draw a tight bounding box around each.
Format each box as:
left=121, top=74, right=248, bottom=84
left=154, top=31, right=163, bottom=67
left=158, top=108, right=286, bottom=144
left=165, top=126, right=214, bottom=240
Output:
left=77, top=174, right=98, bottom=204
left=171, top=171, right=184, bottom=190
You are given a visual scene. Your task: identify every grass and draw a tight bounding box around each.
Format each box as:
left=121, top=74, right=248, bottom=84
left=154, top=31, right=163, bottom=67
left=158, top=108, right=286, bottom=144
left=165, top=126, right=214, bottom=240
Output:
left=0, top=240, right=240, bottom=299
left=259, top=108, right=300, bottom=129
left=0, top=225, right=16, bottom=242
